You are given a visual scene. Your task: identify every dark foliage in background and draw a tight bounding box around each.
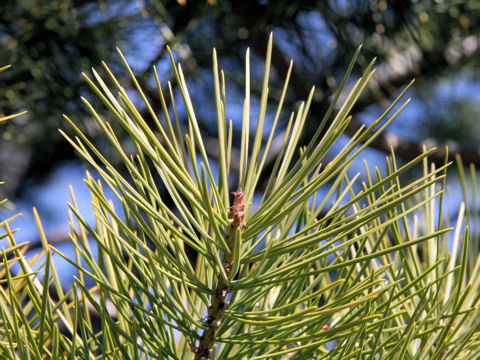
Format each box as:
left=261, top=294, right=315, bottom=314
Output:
left=0, top=0, right=123, bottom=196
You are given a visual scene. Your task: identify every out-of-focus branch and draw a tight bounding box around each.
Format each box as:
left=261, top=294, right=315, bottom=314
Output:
left=346, top=119, right=480, bottom=167
left=245, top=23, right=480, bottom=168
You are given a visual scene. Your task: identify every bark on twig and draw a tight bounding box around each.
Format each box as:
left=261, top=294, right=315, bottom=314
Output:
left=194, top=190, right=245, bottom=359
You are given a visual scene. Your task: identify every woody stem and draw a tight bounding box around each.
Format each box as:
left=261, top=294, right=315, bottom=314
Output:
left=194, top=225, right=238, bottom=359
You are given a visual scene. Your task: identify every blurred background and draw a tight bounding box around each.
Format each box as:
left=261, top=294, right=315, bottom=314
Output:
left=1, top=0, right=480, bottom=273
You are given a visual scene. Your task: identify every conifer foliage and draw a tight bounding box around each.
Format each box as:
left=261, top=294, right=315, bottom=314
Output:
left=0, top=36, right=479, bottom=359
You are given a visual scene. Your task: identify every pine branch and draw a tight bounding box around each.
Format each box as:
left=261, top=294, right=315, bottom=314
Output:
left=194, top=190, right=245, bottom=359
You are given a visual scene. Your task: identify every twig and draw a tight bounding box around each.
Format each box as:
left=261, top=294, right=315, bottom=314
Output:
left=193, top=190, right=245, bottom=359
